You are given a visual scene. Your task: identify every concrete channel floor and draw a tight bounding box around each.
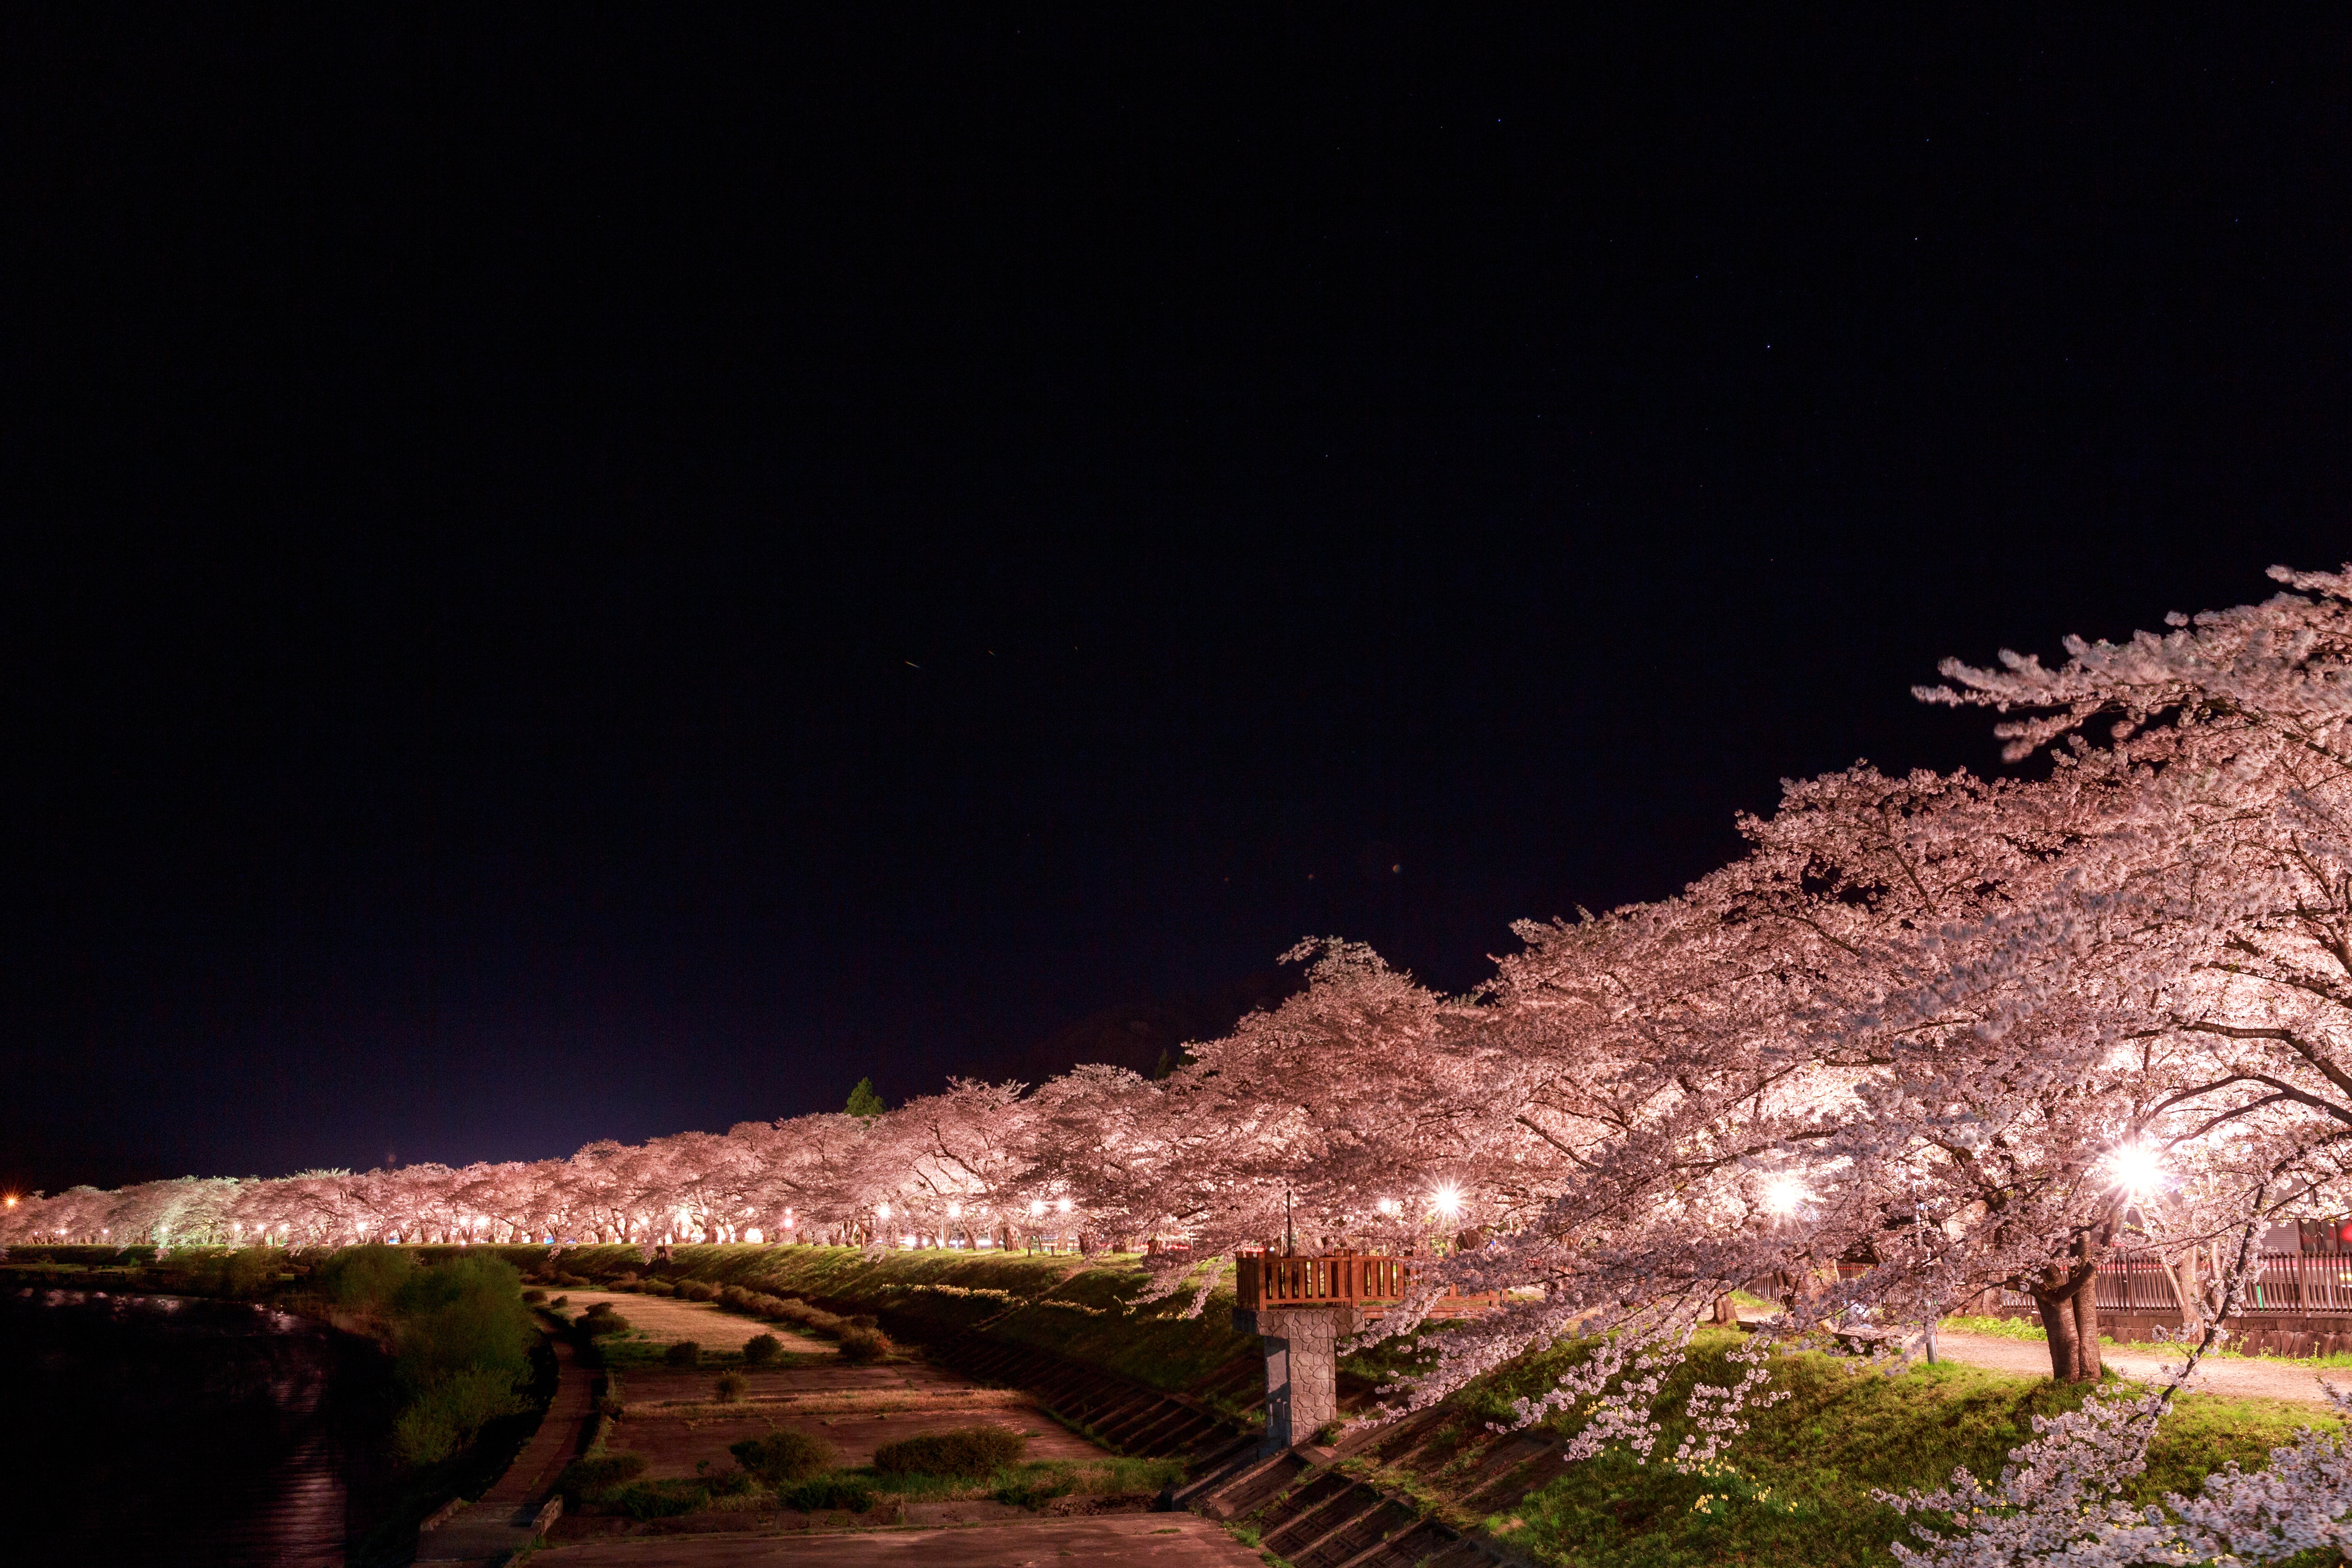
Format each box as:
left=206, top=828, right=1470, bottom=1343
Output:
left=528, top=1511, right=1265, bottom=1568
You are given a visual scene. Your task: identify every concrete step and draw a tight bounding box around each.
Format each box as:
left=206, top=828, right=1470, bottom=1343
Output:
left=1296, top=1493, right=1420, bottom=1568
left=1265, top=1483, right=1385, bottom=1559
left=1330, top=1517, right=1466, bottom=1568
left=1254, top=1470, right=1357, bottom=1537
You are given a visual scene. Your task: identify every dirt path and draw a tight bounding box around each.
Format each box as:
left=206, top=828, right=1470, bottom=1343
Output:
left=557, top=1290, right=835, bottom=1354
left=1934, top=1329, right=2346, bottom=1408
left=530, top=1511, right=1262, bottom=1567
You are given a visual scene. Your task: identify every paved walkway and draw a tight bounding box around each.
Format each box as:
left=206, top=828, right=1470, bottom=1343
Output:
left=418, top=1334, right=596, bottom=1566
left=529, top=1511, right=1263, bottom=1567
left=1933, top=1329, right=2345, bottom=1409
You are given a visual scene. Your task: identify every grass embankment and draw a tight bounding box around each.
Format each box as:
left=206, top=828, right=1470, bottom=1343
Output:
left=528, top=1243, right=1258, bottom=1400
left=6, top=1239, right=1256, bottom=1403
left=1374, top=1327, right=2342, bottom=1568
left=1943, top=1312, right=2352, bottom=1370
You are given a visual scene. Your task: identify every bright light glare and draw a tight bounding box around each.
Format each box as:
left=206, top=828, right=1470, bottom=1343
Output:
left=1056, top=1198, right=1072, bottom=1214
left=1762, top=1176, right=1809, bottom=1216
left=1432, top=1184, right=1463, bottom=1219
left=1029, top=1199, right=1046, bottom=1217
left=1376, top=1197, right=1400, bottom=1216
left=2110, top=1143, right=2163, bottom=1194
left=744, top=1227, right=763, bottom=1243
left=877, top=1202, right=892, bottom=1221
left=947, top=1202, right=962, bottom=1219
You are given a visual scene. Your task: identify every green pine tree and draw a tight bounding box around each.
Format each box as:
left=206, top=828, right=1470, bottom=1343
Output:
left=845, top=1076, right=886, bottom=1120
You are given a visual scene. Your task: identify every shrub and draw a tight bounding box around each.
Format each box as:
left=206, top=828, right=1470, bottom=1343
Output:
left=872, top=1425, right=1025, bottom=1476
left=391, top=1255, right=536, bottom=1412
left=550, top=1295, right=569, bottom=1309
left=639, top=1279, right=676, bottom=1296
left=521, top=1288, right=548, bottom=1304
left=836, top=1327, right=891, bottom=1364
left=730, top=1429, right=835, bottom=1483
left=664, top=1340, right=703, bottom=1368
left=676, top=1280, right=717, bottom=1303
left=714, top=1372, right=747, bottom=1401
left=559, top=1450, right=647, bottom=1503
left=780, top=1475, right=877, bottom=1514
left=719, top=1285, right=760, bottom=1311
left=579, top=1305, right=628, bottom=1337
left=742, top=1333, right=782, bottom=1368
left=393, top=1368, right=530, bottom=1466
left=601, top=1481, right=706, bottom=1519
left=706, top=1467, right=756, bottom=1497
left=316, top=1243, right=417, bottom=1310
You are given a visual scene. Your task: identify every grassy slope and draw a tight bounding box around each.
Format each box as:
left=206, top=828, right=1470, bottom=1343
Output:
left=1457, top=1328, right=2339, bottom=1568
left=548, top=1244, right=1260, bottom=1394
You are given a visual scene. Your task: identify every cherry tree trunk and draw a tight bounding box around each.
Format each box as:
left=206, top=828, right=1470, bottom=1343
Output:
left=2070, top=1280, right=2103, bottom=1381
left=2031, top=1251, right=2104, bottom=1383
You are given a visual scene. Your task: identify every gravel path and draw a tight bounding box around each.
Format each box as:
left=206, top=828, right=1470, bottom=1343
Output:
left=1934, top=1329, right=2345, bottom=1409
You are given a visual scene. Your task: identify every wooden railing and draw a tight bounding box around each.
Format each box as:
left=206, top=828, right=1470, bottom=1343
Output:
left=1983, top=1252, right=2352, bottom=1319
left=1233, top=1250, right=1499, bottom=1316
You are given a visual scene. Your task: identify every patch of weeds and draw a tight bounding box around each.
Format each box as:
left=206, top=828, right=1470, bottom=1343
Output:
left=595, top=1480, right=708, bottom=1520
left=992, top=1461, right=1078, bottom=1509
left=874, top=1425, right=1025, bottom=1475
left=779, top=1474, right=878, bottom=1513
left=730, top=1429, right=835, bottom=1483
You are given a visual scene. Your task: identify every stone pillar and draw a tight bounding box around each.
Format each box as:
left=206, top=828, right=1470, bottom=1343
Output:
left=1233, top=1304, right=1351, bottom=1453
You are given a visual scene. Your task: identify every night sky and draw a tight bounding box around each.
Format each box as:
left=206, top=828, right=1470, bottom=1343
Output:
left=7, top=14, right=2349, bottom=1195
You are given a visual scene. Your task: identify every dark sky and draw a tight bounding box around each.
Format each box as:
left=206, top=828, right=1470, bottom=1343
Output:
left=6, top=13, right=2348, bottom=1194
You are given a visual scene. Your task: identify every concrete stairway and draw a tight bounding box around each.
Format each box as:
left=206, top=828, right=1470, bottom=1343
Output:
left=1184, top=1443, right=1498, bottom=1568
left=1178, top=1396, right=1583, bottom=1568
left=929, top=1329, right=1255, bottom=1462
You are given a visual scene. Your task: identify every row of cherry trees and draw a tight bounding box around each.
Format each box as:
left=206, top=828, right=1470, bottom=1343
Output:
left=13, top=566, right=2352, bottom=1561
